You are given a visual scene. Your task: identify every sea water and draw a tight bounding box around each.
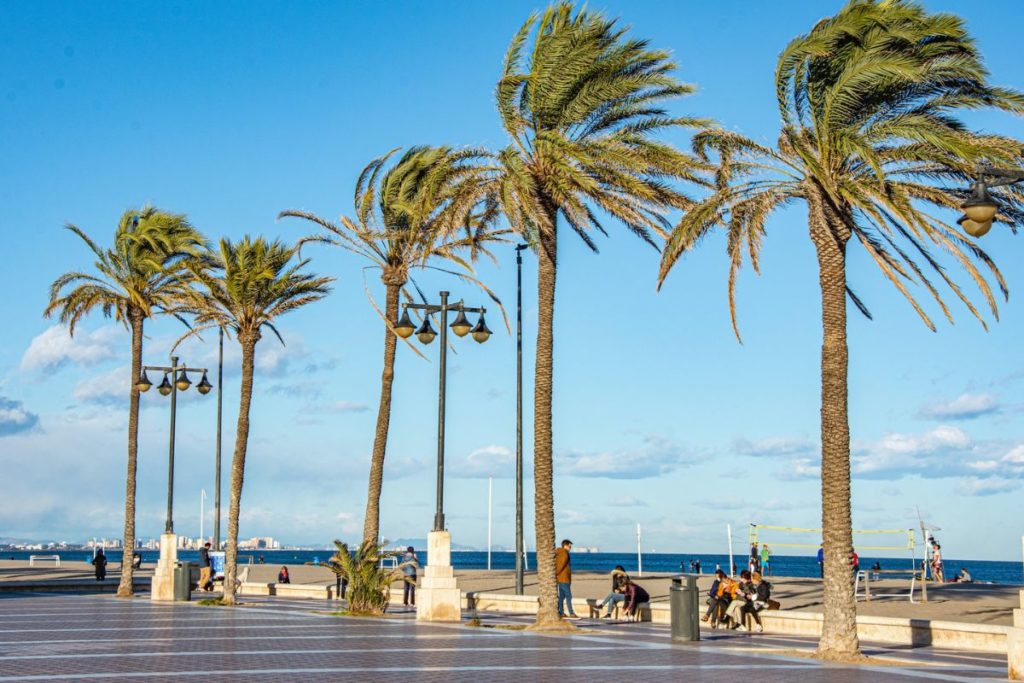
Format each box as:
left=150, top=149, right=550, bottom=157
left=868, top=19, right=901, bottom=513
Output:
left=6, top=549, right=1022, bottom=585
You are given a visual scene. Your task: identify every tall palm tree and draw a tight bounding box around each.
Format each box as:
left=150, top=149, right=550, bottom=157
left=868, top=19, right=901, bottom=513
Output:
left=179, top=237, right=331, bottom=605
left=658, top=0, right=1024, bottom=659
left=279, top=145, right=506, bottom=545
left=491, top=2, right=707, bottom=628
left=44, top=207, right=204, bottom=598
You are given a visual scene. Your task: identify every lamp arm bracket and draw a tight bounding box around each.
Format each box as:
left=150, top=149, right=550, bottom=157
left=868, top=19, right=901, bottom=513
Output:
left=977, top=165, right=1024, bottom=186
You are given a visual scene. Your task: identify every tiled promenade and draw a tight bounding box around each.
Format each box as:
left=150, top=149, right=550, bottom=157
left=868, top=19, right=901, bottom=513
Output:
left=0, top=592, right=1009, bottom=682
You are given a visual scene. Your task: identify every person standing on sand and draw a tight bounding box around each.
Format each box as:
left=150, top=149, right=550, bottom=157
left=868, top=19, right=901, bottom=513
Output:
left=816, top=545, right=824, bottom=578
left=555, top=539, right=579, bottom=619
left=91, top=549, right=107, bottom=581
left=760, top=545, right=771, bottom=576
left=198, top=542, right=213, bottom=592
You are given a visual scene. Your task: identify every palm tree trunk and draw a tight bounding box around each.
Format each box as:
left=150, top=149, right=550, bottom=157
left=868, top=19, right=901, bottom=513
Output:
left=223, top=334, right=258, bottom=605
left=808, top=191, right=860, bottom=659
left=362, top=282, right=402, bottom=544
left=532, top=205, right=561, bottom=627
left=116, top=311, right=144, bottom=598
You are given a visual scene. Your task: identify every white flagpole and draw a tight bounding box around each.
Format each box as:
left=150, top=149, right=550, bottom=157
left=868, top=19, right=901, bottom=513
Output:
left=200, top=489, right=206, bottom=543
left=487, top=476, right=493, bottom=571
left=637, top=523, right=643, bottom=577
left=727, top=524, right=735, bottom=577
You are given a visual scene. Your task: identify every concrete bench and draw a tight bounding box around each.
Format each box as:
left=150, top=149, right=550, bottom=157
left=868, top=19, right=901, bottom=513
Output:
left=239, top=582, right=334, bottom=599
left=586, top=598, right=649, bottom=621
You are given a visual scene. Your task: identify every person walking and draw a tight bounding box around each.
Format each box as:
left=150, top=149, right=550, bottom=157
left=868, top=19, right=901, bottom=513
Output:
left=816, top=545, right=824, bottom=579
left=278, top=566, right=290, bottom=584
left=555, top=539, right=579, bottom=619
left=198, top=542, right=213, bottom=592
left=401, top=546, right=420, bottom=607
left=91, top=549, right=107, bottom=581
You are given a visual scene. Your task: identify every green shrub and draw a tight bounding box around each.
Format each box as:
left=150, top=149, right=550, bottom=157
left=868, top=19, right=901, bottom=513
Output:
left=326, top=539, right=405, bottom=616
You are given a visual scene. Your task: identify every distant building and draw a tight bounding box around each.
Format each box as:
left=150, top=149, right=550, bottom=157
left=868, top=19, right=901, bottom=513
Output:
left=239, top=536, right=279, bottom=550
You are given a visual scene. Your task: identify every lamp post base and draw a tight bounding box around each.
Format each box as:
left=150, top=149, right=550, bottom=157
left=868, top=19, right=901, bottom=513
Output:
left=416, top=530, right=461, bottom=622
left=150, top=533, right=178, bottom=602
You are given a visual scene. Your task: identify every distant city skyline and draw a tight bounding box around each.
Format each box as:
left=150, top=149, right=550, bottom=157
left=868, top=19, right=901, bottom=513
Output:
left=1, top=1, right=1022, bottom=560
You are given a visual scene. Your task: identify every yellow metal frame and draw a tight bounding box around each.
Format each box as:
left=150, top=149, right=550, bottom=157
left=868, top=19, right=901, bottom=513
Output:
left=748, top=523, right=916, bottom=552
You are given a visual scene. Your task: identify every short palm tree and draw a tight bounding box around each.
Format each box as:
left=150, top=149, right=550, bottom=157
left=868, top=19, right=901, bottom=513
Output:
left=658, top=0, right=1024, bottom=659
left=180, top=237, right=332, bottom=605
left=491, top=2, right=707, bottom=628
left=326, top=539, right=404, bottom=615
left=279, top=145, right=505, bottom=545
left=44, top=207, right=204, bottom=598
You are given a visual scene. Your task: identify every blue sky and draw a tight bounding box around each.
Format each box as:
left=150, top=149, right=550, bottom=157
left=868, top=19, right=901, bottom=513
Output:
left=1, top=1, right=1023, bottom=559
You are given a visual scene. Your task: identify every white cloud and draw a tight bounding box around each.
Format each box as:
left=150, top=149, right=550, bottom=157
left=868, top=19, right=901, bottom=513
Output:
left=956, top=478, right=1021, bottom=496
left=320, top=400, right=369, bottom=414
left=776, top=457, right=821, bottom=481
left=452, top=445, right=514, bottom=479
left=734, top=436, right=816, bottom=457
left=918, top=393, right=1000, bottom=421
left=21, top=325, right=121, bottom=372
left=73, top=365, right=130, bottom=405
left=557, top=434, right=697, bottom=479
left=608, top=496, right=647, bottom=508
left=0, top=396, right=40, bottom=436
left=852, top=425, right=973, bottom=478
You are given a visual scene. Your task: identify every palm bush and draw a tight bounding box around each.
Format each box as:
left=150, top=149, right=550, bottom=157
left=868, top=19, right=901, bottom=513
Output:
left=327, top=540, right=404, bottom=616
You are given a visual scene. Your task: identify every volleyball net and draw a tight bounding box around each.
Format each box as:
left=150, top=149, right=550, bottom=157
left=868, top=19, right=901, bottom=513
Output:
left=748, top=523, right=916, bottom=552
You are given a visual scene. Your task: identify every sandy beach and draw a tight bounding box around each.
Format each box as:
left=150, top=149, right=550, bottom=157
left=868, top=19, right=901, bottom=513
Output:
left=2, top=559, right=1017, bottom=626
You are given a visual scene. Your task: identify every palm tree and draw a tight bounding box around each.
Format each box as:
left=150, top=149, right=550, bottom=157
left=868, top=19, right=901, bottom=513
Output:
left=279, top=145, right=506, bottom=545
left=44, top=207, right=204, bottom=598
left=658, top=0, right=1024, bottom=659
left=179, top=237, right=331, bottom=605
left=491, top=2, right=707, bottom=628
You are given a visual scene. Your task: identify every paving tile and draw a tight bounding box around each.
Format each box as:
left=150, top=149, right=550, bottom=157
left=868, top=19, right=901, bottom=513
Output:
left=0, top=592, right=1008, bottom=682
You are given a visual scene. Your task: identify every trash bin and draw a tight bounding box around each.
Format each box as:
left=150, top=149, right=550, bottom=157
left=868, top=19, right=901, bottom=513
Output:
left=670, top=575, right=700, bottom=641
left=174, top=562, right=195, bottom=602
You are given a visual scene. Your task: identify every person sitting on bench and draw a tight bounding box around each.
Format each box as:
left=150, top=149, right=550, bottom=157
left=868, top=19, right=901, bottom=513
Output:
left=596, top=565, right=629, bottom=618
left=621, top=578, right=650, bottom=620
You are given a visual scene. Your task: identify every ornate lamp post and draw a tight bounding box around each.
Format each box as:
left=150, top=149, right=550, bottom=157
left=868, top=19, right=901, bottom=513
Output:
left=136, top=355, right=212, bottom=601
left=957, top=165, right=1024, bottom=237
left=514, top=244, right=528, bottom=595
left=393, top=290, right=491, bottom=621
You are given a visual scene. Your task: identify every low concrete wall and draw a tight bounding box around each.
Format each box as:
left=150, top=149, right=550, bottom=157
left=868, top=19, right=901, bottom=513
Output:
left=240, top=582, right=335, bottom=599
left=0, top=579, right=150, bottom=593
left=466, top=590, right=1008, bottom=654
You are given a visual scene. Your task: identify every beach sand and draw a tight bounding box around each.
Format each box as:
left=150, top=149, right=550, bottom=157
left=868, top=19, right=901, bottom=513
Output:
left=2, top=559, right=1017, bottom=626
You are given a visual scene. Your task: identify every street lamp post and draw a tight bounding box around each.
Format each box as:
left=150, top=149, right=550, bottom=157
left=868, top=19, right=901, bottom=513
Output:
left=957, top=165, right=1024, bottom=237
left=135, top=355, right=212, bottom=601
left=393, top=290, right=491, bottom=621
left=514, top=244, right=528, bottom=595
left=214, top=327, right=224, bottom=550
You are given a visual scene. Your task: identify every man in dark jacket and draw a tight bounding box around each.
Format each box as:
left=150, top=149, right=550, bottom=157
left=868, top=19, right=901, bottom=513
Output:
left=554, top=539, right=578, bottom=619
left=91, top=549, right=107, bottom=581
left=198, top=542, right=213, bottom=591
